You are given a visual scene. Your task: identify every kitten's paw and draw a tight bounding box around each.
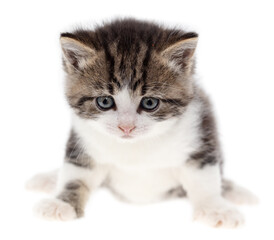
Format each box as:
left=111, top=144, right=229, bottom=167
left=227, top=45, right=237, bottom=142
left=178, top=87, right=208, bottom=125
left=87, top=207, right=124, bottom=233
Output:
left=34, top=198, right=77, bottom=221
left=26, top=170, right=58, bottom=194
left=193, top=201, right=244, bottom=228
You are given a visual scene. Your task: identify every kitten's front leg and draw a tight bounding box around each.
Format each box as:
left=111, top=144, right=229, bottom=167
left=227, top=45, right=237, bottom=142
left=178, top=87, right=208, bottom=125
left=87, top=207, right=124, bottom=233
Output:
left=34, top=162, right=108, bottom=221
left=34, top=130, right=109, bottom=221
left=35, top=163, right=107, bottom=221
left=179, top=163, right=244, bottom=228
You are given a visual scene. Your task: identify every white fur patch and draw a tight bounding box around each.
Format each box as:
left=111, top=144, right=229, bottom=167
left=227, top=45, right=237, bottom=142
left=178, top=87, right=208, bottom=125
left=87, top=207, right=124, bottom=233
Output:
left=34, top=198, right=77, bottom=221
left=178, top=165, right=222, bottom=204
left=107, top=166, right=180, bottom=203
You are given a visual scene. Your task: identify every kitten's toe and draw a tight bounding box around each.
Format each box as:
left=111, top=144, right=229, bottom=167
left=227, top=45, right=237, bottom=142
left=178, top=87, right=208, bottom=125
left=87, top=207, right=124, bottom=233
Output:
left=194, top=202, right=244, bottom=228
left=26, top=170, right=58, bottom=194
left=34, top=198, right=77, bottom=221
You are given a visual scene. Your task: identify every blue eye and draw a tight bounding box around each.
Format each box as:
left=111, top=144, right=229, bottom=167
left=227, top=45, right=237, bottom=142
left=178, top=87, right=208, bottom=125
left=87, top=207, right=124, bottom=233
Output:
left=96, top=96, right=115, bottom=110
left=140, top=97, right=159, bottom=111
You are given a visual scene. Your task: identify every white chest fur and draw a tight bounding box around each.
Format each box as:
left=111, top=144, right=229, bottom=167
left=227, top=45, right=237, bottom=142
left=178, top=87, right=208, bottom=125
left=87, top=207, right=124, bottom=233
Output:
left=72, top=101, right=202, bottom=203
left=107, top=166, right=180, bottom=203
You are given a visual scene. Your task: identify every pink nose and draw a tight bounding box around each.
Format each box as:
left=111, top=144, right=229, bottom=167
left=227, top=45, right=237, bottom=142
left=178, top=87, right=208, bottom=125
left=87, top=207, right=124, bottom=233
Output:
left=118, top=124, right=136, bottom=134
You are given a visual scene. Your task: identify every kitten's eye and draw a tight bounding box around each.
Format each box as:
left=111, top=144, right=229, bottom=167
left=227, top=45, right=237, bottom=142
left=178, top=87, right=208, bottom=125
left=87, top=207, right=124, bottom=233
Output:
left=96, top=96, right=115, bottom=110
left=140, top=97, right=159, bottom=111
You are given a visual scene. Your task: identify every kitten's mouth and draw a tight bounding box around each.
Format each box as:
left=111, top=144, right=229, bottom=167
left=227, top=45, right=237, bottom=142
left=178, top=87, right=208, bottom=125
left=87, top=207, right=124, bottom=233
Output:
left=121, top=135, right=134, bottom=139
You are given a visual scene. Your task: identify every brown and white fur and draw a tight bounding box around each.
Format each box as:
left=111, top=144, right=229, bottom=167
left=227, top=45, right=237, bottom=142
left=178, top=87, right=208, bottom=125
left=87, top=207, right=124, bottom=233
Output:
left=26, top=19, right=258, bottom=227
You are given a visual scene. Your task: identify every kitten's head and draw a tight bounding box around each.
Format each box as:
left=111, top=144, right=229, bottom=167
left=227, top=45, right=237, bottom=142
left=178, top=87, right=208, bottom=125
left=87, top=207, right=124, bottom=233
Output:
left=61, top=19, right=198, bottom=140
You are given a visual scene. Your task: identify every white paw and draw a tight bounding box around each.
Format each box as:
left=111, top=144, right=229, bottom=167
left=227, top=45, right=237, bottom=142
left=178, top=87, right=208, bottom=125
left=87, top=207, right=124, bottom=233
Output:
left=34, top=198, right=77, bottom=221
left=194, top=200, right=244, bottom=228
left=26, top=171, right=58, bottom=194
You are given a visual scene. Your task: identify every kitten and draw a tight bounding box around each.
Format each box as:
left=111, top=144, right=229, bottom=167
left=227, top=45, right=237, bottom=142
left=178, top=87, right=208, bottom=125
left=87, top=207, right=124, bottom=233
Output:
left=26, top=19, right=258, bottom=227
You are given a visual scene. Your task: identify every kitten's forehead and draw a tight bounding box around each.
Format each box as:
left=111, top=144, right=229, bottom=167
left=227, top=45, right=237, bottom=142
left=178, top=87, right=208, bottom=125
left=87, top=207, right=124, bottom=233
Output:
left=104, top=41, right=152, bottom=96
left=115, top=88, right=137, bottom=108
left=106, top=48, right=184, bottom=100
left=108, top=41, right=148, bottom=81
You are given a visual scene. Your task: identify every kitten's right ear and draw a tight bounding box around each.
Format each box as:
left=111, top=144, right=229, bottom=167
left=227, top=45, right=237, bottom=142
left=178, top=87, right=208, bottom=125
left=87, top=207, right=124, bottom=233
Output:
left=60, top=34, right=97, bottom=70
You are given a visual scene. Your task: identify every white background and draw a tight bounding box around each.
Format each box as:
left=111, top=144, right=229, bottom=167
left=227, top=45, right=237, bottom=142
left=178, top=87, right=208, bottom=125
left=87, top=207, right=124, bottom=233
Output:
left=0, top=0, right=273, bottom=239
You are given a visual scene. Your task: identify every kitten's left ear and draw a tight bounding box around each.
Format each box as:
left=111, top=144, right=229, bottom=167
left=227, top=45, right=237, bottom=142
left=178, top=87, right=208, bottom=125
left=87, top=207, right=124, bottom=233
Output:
left=60, top=34, right=97, bottom=71
left=161, top=33, right=198, bottom=71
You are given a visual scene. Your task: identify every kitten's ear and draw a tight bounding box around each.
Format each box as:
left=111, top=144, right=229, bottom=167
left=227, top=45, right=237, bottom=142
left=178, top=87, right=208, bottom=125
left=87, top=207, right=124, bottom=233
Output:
left=60, top=34, right=97, bottom=70
left=161, top=33, right=198, bottom=71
